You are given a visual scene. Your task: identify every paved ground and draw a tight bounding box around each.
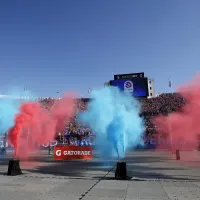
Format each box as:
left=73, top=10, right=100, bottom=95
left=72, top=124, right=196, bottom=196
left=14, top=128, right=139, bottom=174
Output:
left=0, top=150, right=200, bottom=200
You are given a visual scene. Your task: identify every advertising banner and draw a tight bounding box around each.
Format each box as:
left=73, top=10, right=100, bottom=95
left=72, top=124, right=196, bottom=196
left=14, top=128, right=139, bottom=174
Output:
left=54, top=146, right=92, bottom=160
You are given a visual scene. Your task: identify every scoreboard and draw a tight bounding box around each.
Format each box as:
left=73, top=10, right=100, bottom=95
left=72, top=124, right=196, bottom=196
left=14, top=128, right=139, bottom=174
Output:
left=110, top=78, right=149, bottom=97
left=114, top=72, right=144, bottom=80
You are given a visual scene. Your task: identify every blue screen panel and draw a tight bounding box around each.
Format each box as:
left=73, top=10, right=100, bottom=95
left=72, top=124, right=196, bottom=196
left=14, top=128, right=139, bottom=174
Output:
left=110, top=78, right=148, bottom=97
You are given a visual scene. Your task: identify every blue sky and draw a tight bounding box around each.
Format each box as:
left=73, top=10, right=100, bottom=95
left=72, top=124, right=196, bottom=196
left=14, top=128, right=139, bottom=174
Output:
left=0, top=0, right=200, bottom=98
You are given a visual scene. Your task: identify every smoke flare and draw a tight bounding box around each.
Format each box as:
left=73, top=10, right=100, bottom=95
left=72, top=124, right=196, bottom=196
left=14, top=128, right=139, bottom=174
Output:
left=154, top=75, right=200, bottom=152
left=8, top=94, right=76, bottom=160
left=78, top=86, right=144, bottom=159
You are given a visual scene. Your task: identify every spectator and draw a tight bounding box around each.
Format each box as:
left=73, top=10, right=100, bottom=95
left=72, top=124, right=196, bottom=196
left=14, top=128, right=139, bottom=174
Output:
left=38, top=93, right=185, bottom=146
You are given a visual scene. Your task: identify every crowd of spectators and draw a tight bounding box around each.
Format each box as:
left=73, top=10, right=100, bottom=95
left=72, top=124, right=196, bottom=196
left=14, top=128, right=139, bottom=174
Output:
left=39, top=97, right=92, bottom=145
left=141, top=93, right=185, bottom=115
left=141, top=93, right=185, bottom=135
left=38, top=93, right=185, bottom=145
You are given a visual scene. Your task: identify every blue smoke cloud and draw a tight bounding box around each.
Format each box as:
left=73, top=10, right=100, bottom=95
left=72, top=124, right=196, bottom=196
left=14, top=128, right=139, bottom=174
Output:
left=0, top=98, right=20, bottom=135
left=78, top=86, right=144, bottom=159
left=0, top=88, right=36, bottom=137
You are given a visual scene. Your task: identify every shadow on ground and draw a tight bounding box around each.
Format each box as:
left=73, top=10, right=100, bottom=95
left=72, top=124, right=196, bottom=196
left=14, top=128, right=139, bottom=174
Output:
left=1, top=151, right=200, bottom=181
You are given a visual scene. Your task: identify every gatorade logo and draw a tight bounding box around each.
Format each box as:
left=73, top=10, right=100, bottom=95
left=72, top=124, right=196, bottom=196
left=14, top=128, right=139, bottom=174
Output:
left=63, top=151, right=91, bottom=156
left=54, top=146, right=93, bottom=160
left=55, top=150, right=62, bottom=156
left=124, top=81, right=133, bottom=94
left=55, top=150, right=91, bottom=156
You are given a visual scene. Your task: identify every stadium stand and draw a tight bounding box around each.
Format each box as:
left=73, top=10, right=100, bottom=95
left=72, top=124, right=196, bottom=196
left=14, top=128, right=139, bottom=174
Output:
left=0, top=93, right=186, bottom=150
left=38, top=93, right=185, bottom=145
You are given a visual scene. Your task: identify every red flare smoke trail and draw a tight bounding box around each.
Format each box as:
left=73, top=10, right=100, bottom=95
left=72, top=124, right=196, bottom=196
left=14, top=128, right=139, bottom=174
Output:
left=8, top=94, right=76, bottom=160
left=154, top=76, right=200, bottom=151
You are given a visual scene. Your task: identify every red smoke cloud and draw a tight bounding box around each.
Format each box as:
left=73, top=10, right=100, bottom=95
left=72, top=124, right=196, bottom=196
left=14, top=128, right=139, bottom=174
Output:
left=154, top=76, right=200, bottom=152
left=8, top=94, right=76, bottom=160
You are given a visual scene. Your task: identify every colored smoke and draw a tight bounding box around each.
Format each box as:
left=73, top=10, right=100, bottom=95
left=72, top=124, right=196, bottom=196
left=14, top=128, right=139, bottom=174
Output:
left=0, top=88, right=34, bottom=136
left=8, top=94, right=76, bottom=160
left=78, top=86, right=144, bottom=159
left=154, top=75, right=200, bottom=152
left=0, top=98, right=20, bottom=135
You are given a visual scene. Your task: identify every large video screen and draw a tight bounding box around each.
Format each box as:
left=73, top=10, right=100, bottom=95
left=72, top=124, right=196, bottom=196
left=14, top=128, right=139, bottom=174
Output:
left=110, top=78, right=148, bottom=97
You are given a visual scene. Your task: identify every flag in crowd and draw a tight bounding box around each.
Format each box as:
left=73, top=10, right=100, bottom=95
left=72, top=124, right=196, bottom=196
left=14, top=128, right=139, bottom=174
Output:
left=169, top=80, right=171, bottom=88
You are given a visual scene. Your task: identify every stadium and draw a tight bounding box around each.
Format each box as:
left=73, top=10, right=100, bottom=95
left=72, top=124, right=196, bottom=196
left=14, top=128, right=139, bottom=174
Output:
left=0, top=72, right=187, bottom=152
left=0, top=74, right=200, bottom=200
left=1, top=1, right=200, bottom=199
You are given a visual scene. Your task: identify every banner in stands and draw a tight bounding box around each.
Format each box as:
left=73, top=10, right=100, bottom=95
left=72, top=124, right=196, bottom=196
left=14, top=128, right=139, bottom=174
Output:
left=54, top=146, right=92, bottom=160
left=114, top=72, right=144, bottom=80
left=110, top=78, right=149, bottom=97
